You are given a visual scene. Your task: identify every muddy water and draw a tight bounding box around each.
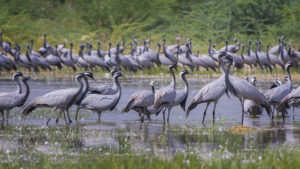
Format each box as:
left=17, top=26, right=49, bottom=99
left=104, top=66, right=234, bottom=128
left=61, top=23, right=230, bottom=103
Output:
left=0, top=77, right=300, bottom=158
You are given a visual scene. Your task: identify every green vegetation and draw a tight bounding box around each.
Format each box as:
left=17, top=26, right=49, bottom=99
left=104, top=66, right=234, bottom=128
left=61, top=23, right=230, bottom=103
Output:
left=2, top=147, right=300, bottom=169
left=0, top=118, right=299, bottom=169
left=1, top=0, right=300, bottom=53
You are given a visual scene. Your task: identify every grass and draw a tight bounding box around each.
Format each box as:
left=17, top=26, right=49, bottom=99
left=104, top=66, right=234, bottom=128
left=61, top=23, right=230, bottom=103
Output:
left=1, top=146, right=300, bottom=169
left=0, top=65, right=300, bottom=81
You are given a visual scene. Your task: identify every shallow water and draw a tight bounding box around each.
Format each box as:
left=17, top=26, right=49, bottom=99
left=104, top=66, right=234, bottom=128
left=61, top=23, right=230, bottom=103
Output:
left=0, top=77, right=300, bottom=160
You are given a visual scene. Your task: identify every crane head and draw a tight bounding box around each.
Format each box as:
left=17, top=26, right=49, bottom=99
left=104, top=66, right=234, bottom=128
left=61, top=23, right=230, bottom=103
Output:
left=180, top=69, right=192, bottom=76
left=150, top=81, right=155, bottom=86
left=84, top=72, right=94, bottom=81
left=168, top=64, right=177, bottom=71
left=110, top=69, right=118, bottom=76
left=80, top=44, right=85, bottom=49
left=12, top=72, right=23, bottom=80
left=285, top=62, right=293, bottom=70
left=250, top=76, right=256, bottom=85
left=22, top=75, right=30, bottom=81
left=21, top=75, right=30, bottom=82
left=114, top=72, right=124, bottom=78
left=75, top=73, right=84, bottom=82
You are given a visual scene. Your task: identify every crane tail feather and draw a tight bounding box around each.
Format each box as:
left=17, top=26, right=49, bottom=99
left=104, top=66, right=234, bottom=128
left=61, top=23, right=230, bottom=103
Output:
left=186, top=100, right=198, bottom=118
left=21, top=101, right=38, bottom=120
left=122, top=99, right=134, bottom=113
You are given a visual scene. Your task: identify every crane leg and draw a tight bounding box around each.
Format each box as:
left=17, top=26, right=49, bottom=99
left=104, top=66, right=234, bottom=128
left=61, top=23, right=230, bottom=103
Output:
left=145, top=108, right=151, bottom=121
left=1, top=110, right=4, bottom=121
left=6, top=110, right=9, bottom=121
left=167, top=107, right=172, bottom=123
left=55, top=109, right=63, bottom=124
left=75, top=107, right=80, bottom=122
left=212, top=101, right=218, bottom=125
left=97, top=112, right=102, bottom=122
left=162, top=109, right=166, bottom=124
left=293, top=106, right=295, bottom=121
left=63, top=110, right=68, bottom=124
left=240, top=98, right=245, bottom=125
left=66, top=108, right=72, bottom=123
left=202, top=103, right=210, bottom=124
left=47, top=107, right=58, bottom=125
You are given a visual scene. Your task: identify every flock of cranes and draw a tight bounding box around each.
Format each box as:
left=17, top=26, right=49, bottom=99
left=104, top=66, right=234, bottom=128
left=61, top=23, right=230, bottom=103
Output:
left=0, top=56, right=298, bottom=125
left=1, top=33, right=300, bottom=73
left=1, top=33, right=300, bottom=125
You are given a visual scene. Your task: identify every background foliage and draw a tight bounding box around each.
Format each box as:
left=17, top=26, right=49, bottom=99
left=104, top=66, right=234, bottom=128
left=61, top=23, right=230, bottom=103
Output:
left=0, top=0, right=299, bottom=52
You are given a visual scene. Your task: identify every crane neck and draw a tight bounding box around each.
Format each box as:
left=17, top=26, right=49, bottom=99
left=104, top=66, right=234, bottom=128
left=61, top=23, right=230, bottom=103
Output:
left=115, top=76, right=121, bottom=97
left=108, top=45, right=111, bottom=57
left=280, top=44, right=284, bottom=60
left=43, top=36, right=47, bottom=48
left=247, top=43, right=251, bottom=56
left=181, top=73, right=189, bottom=92
left=97, top=44, right=101, bottom=57
left=255, top=44, right=260, bottom=63
left=170, top=68, right=176, bottom=90
left=116, top=47, right=121, bottom=64
left=70, top=46, right=73, bottom=61
left=16, top=77, right=22, bottom=93
left=287, top=66, right=292, bottom=90
left=208, top=41, right=211, bottom=55
left=240, top=46, right=245, bottom=60
left=78, top=48, right=83, bottom=58
left=143, top=43, right=146, bottom=53
left=25, top=47, right=32, bottom=62
left=151, top=85, right=155, bottom=93
left=87, top=46, right=91, bottom=55
left=22, top=78, right=30, bottom=103
left=163, top=41, right=168, bottom=56
left=75, top=76, right=89, bottom=106
left=222, top=58, right=237, bottom=96
left=14, top=48, right=20, bottom=62
left=30, top=41, right=33, bottom=53
left=70, top=76, right=84, bottom=107
left=156, top=45, right=161, bottom=64
left=112, top=75, right=119, bottom=91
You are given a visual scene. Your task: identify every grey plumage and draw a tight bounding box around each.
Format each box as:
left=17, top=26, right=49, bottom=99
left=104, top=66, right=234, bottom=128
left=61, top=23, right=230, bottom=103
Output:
left=77, top=72, right=123, bottom=122
left=122, top=81, right=156, bottom=122
left=186, top=54, right=228, bottom=124
left=222, top=53, right=272, bottom=125
left=0, top=73, right=30, bottom=121
left=21, top=73, right=85, bottom=125
left=153, top=64, right=177, bottom=123
left=88, top=69, right=118, bottom=95
left=244, top=76, right=263, bottom=116
left=265, top=63, right=293, bottom=119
